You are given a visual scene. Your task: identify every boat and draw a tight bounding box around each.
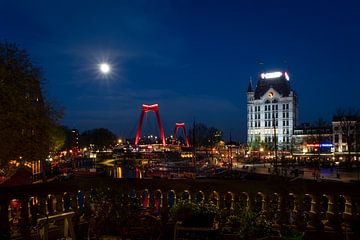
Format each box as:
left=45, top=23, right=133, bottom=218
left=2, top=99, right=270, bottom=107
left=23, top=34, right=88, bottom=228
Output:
left=73, top=168, right=105, bottom=177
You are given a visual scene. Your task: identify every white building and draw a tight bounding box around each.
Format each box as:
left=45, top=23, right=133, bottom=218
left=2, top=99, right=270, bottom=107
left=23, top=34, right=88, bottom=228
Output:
left=247, top=71, right=298, bottom=151
left=332, top=116, right=360, bottom=160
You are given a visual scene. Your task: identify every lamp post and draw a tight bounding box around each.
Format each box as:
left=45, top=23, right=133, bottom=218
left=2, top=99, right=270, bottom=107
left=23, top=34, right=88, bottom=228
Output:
left=259, top=147, right=264, bottom=166
left=269, top=92, right=278, bottom=174
left=259, top=147, right=264, bottom=161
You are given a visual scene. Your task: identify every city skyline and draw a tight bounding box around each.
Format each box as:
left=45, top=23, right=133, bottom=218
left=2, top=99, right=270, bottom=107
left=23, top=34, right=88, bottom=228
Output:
left=1, top=0, right=360, bottom=141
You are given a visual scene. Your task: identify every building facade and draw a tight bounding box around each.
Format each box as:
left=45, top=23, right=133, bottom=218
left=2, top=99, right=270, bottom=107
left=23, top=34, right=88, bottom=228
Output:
left=247, top=71, right=297, bottom=152
left=292, top=123, right=333, bottom=161
left=332, top=116, right=360, bottom=160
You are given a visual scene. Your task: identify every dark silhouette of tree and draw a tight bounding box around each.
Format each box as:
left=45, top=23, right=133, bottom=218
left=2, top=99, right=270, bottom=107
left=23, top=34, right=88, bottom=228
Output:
left=188, top=123, right=223, bottom=147
left=311, top=118, right=331, bottom=150
left=334, top=108, right=360, bottom=164
left=79, top=128, right=117, bottom=150
left=306, top=118, right=331, bottom=174
left=0, top=42, right=61, bottom=166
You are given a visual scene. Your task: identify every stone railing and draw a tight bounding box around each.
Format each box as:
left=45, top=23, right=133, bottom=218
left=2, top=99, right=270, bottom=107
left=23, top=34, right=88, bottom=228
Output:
left=0, top=177, right=360, bottom=239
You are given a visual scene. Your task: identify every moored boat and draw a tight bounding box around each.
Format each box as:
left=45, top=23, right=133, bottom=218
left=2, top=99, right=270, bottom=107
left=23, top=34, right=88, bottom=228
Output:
left=73, top=168, right=105, bottom=177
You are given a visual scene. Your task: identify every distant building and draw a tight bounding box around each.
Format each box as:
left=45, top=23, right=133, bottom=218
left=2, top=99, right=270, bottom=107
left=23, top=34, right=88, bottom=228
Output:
left=70, top=129, right=79, bottom=149
left=332, top=116, right=360, bottom=160
left=292, top=124, right=333, bottom=161
left=247, top=71, right=298, bottom=152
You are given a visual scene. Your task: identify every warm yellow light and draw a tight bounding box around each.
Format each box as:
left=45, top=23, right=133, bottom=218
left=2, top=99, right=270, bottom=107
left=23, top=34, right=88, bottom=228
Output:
left=260, top=148, right=264, bottom=152
left=117, top=167, right=122, bottom=178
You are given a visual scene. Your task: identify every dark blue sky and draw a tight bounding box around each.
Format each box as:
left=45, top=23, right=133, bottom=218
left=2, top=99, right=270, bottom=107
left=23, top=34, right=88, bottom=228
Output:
left=1, top=0, right=359, bottom=141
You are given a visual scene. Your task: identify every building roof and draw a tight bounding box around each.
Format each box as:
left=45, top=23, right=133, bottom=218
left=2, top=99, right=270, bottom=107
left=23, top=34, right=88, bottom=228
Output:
left=254, top=74, right=292, bottom=99
left=293, top=125, right=332, bottom=135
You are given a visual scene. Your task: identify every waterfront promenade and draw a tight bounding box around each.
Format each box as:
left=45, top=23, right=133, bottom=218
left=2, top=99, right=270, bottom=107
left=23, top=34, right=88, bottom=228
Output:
left=233, top=163, right=360, bottom=183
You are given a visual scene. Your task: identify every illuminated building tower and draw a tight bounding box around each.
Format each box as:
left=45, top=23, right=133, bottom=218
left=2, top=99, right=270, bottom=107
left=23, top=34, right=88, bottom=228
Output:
left=247, top=71, right=298, bottom=152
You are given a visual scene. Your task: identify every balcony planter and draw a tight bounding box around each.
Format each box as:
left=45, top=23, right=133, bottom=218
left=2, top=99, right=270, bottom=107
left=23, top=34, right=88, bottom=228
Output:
left=170, top=201, right=220, bottom=228
left=280, top=225, right=304, bottom=240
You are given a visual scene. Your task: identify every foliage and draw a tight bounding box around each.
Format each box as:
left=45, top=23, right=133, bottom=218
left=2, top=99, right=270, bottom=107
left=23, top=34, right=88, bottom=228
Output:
left=223, top=209, right=275, bottom=239
left=49, top=125, right=67, bottom=153
left=334, top=108, right=360, bottom=162
left=281, top=225, right=304, bottom=240
left=0, top=42, right=61, bottom=166
left=188, top=123, right=223, bottom=147
left=79, top=128, right=117, bottom=150
left=170, top=200, right=220, bottom=227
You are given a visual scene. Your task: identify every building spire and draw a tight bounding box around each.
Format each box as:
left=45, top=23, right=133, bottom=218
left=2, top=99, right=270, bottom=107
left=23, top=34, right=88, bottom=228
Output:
left=247, top=77, right=254, bottom=92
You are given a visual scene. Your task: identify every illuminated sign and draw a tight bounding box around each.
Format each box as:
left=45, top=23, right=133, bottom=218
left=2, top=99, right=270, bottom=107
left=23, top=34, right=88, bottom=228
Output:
left=306, top=143, right=333, bottom=148
left=261, top=72, right=283, bottom=79
left=307, top=144, right=319, bottom=147
left=320, top=143, right=333, bottom=147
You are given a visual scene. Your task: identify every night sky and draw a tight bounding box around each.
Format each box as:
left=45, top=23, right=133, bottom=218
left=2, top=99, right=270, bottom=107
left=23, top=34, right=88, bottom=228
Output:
left=1, top=0, right=359, bottom=142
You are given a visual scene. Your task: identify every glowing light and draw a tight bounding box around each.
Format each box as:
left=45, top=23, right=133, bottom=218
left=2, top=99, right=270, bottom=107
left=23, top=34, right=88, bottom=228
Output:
left=307, top=143, right=333, bottom=148
left=284, top=72, right=290, bottom=81
left=320, top=143, right=333, bottom=147
left=261, top=72, right=283, bottom=79
left=99, top=63, right=111, bottom=74
left=307, top=144, right=320, bottom=147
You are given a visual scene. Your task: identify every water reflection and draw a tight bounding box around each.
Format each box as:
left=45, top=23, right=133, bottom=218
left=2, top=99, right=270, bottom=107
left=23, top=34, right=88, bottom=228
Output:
left=106, top=165, right=142, bottom=179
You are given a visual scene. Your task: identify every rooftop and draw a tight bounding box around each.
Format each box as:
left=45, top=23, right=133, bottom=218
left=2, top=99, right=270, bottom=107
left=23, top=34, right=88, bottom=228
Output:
left=254, top=71, right=293, bottom=99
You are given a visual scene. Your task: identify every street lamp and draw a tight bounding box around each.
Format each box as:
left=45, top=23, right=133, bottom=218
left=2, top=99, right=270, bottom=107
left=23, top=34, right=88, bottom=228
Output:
left=260, top=147, right=264, bottom=166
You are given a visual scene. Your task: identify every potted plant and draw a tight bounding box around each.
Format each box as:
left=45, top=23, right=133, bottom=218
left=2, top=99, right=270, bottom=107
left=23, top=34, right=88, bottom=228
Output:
left=222, top=209, right=279, bottom=240
left=280, top=225, right=304, bottom=240
left=170, top=200, right=220, bottom=228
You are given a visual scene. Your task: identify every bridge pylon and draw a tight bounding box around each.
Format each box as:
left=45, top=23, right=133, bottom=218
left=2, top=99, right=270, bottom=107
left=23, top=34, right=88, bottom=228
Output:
left=135, top=104, right=166, bottom=146
left=172, top=122, right=189, bottom=147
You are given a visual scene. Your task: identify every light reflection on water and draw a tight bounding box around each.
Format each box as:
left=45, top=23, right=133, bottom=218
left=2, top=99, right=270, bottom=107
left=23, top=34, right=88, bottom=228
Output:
left=105, top=166, right=142, bottom=179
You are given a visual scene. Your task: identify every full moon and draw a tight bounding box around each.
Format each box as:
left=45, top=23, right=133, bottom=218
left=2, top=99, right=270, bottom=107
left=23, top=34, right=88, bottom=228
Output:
left=99, top=63, right=111, bottom=74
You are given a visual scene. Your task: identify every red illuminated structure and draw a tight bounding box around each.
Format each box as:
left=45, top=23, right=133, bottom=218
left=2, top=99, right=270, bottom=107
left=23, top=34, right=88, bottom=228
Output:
left=172, top=123, right=189, bottom=147
left=135, top=104, right=166, bottom=146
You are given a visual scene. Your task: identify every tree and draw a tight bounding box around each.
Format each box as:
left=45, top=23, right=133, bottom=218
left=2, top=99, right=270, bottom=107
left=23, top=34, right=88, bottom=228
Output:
left=334, top=108, right=360, bottom=164
left=188, top=123, right=223, bottom=147
left=49, top=125, right=68, bottom=153
left=79, top=128, right=117, bottom=150
left=0, top=42, right=61, bottom=166
left=311, top=118, right=331, bottom=154
left=305, top=118, right=331, bottom=177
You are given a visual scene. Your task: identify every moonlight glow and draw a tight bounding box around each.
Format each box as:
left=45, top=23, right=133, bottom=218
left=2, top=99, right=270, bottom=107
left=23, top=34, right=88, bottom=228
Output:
left=99, top=63, right=111, bottom=74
